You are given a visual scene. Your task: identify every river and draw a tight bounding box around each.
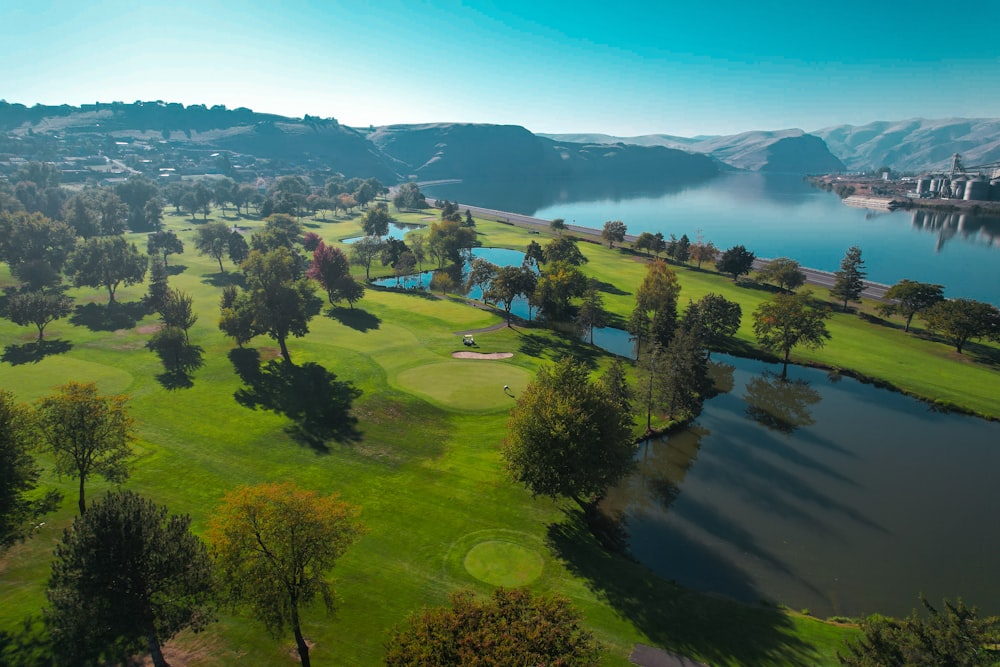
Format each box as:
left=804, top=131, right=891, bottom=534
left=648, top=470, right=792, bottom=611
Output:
left=424, top=173, right=1000, bottom=305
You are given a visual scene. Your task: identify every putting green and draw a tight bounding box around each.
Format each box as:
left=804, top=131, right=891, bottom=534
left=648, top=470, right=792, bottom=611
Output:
left=395, top=360, right=531, bottom=411
left=464, top=540, right=544, bottom=587
left=1, top=357, right=134, bottom=401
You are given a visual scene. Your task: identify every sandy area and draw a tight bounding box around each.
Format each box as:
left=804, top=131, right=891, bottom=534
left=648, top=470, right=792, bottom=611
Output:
left=451, top=351, right=514, bottom=359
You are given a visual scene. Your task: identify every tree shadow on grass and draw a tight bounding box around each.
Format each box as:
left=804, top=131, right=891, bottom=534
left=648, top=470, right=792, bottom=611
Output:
left=2, top=339, right=73, bottom=365
left=591, top=279, right=630, bottom=297
left=230, top=350, right=362, bottom=452
left=546, top=509, right=823, bottom=667
left=512, top=327, right=601, bottom=369
left=165, top=264, right=188, bottom=276
left=69, top=301, right=147, bottom=331
left=148, top=338, right=205, bottom=390
left=964, top=340, right=1000, bottom=368
left=327, top=306, right=381, bottom=332
left=201, top=271, right=245, bottom=288
left=0, top=615, right=51, bottom=667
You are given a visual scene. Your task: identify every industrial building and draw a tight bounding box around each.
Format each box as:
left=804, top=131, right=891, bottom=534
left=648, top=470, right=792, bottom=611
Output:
left=914, top=153, right=1000, bottom=201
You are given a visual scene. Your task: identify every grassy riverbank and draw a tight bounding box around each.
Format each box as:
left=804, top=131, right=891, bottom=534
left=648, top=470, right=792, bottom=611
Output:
left=3, top=201, right=995, bottom=665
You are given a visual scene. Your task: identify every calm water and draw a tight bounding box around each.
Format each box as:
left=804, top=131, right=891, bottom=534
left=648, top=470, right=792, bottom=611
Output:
left=602, top=354, right=1000, bottom=618
left=341, top=222, right=424, bottom=244
left=426, top=173, right=1000, bottom=304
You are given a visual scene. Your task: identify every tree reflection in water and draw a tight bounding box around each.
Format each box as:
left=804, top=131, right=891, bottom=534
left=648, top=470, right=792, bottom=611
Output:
left=743, top=371, right=821, bottom=435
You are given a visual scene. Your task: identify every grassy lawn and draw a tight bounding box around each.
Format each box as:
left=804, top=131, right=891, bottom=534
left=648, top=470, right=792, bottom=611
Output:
left=8, top=200, right=998, bottom=665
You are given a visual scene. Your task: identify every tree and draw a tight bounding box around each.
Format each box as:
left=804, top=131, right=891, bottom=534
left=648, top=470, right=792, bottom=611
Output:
left=690, top=239, right=719, bottom=269
left=145, top=255, right=170, bottom=313
left=601, top=219, right=627, bottom=248
left=626, top=306, right=652, bottom=360
left=35, top=382, right=135, bottom=514
left=392, top=182, right=428, bottom=210
left=466, top=257, right=498, bottom=300
left=1, top=390, right=58, bottom=551
left=308, top=242, right=356, bottom=305
left=878, top=280, right=945, bottom=332
left=385, top=588, right=600, bottom=667
left=350, top=235, right=385, bottom=280
left=634, top=231, right=658, bottom=256
left=675, top=233, right=691, bottom=263
left=95, top=189, right=129, bottom=235
left=228, top=229, right=250, bottom=266
left=485, top=265, right=536, bottom=327
left=302, top=231, right=322, bottom=252
left=636, top=260, right=681, bottom=315
left=753, top=291, right=831, bottom=378
left=63, top=192, right=101, bottom=238
left=921, top=298, right=1000, bottom=354
left=143, top=198, right=164, bottom=231
left=534, top=261, right=587, bottom=321
left=430, top=269, right=457, bottom=295
left=716, top=244, right=756, bottom=281
left=831, top=245, right=866, bottom=311
left=66, top=236, right=149, bottom=303
left=524, top=240, right=544, bottom=268
left=683, top=293, right=742, bottom=354
left=409, top=234, right=427, bottom=270
left=428, top=219, right=476, bottom=267
left=755, top=257, right=806, bottom=292
left=543, top=236, right=588, bottom=265
left=252, top=213, right=303, bottom=254
left=0, top=210, right=77, bottom=287
left=576, top=284, right=608, bottom=343
left=361, top=204, right=393, bottom=237
left=4, top=286, right=73, bottom=341
left=46, top=491, right=214, bottom=667
left=502, top=358, right=635, bottom=506
left=194, top=221, right=232, bottom=272
left=146, top=229, right=184, bottom=267
left=115, top=176, right=160, bottom=231
left=219, top=285, right=255, bottom=347
left=158, top=288, right=197, bottom=340
left=550, top=218, right=567, bottom=236
left=839, top=597, right=998, bottom=667
left=207, top=482, right=365, bottom=667
left=224, top=248, right=323, bottom=364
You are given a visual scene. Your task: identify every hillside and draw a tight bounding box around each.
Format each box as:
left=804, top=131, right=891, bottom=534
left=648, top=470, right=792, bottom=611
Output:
left=540, top=129, right=845, bottom=173
left=370, top=122, right=719, bottom=184
left=812, top=117, right=1000, bottom=172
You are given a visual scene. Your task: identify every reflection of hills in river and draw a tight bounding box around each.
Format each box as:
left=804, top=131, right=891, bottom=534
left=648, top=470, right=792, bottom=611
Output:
left=910, top=209, right=1000, bottom=251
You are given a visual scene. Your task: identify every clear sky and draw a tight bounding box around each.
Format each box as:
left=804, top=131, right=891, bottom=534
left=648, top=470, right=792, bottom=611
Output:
left=2, top=0, right=998, bottom=136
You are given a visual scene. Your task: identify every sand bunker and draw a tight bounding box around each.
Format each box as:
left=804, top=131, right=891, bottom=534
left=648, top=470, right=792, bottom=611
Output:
left=451, top=351, right=514, bottom=359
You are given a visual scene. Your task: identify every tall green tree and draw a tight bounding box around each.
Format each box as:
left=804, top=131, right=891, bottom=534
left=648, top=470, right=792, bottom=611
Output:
left=543, top=236, right=588, bottom=265
left=831, top=245, right=866, bottom=311
left=755, top=257, right=806, bottom=291
left=223, top=248, right=322, bottom=364
left=0, top=390, right=59, bottom=552
left=921, top=298, right=1000, bottom=354
left=502, top=358, right=635, bottom=506
left=534, top=261, right=587, bottom=321
left=753, top=291, right=831, bottom=378
left=194, top=221, right=232, bottom=272
left=46, top=491, right=215, bottom=667
left=252, top=213, right=303, bottom=254
left=228, top=229, right=250, bottom=266
left=207, top=482, right=365, bottom=667
left=690, top=239, right=719, bottom=269
left=66, top=236, right=148, bottom=303
left=683, top=293, right=743, bottom=354
left=0, top=211, right=77, bottom=288
left=716, top=244, right=756, bottom=281
left=466, top=258, right=499, bottom=301
left=158, top=288, right=197, bottom=341
left=655, top=326, right=711, bottom=422
left=878, top=279, right=945, bottom=332
left=601, top=219, right=627, bottom=248
left=35, top=382, right=135, bottom=514
left=350, top=235, right=385, bottom=280
left=115, top=176, right=160, bottom=231
left=385, top=588, right=600, bottom=667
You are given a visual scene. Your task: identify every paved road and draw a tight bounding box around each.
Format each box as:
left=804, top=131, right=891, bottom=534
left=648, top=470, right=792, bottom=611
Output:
left=423, top=198, right=893, bottom=301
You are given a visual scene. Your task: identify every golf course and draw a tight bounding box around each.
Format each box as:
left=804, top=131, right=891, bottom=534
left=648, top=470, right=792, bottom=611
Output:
left=2, top=198, right=998, bottom=666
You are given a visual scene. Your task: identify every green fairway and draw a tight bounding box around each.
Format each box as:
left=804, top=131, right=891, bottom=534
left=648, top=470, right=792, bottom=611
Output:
left=13, top=200, right=1000, bottom=665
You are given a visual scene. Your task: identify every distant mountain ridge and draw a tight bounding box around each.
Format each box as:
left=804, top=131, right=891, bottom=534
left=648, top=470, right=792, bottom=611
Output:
left=539, top=129, right=845, bottom=173
left=811, top=118, right=1000, bottom=172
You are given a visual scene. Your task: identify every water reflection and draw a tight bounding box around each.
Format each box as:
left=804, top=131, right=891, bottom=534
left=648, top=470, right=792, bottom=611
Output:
left=601, top=353, right=1000, bottom=618
left=910, top=210, right=1000, bottom=252
left=743, top=371, right=821, bottom=435
left=341, top=222, right=424, bottom=244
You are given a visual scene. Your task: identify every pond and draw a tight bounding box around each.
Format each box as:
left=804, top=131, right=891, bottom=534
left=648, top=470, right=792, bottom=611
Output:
left=600, top=354, right=1000, bottom=618
left=341, top=222, right=425, bottom=244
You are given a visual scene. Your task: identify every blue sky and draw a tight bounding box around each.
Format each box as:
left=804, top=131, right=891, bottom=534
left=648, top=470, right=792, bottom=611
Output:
left=2, top=0, right=998, bottom=136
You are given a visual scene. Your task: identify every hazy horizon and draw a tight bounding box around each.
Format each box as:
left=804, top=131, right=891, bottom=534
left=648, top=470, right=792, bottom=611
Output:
left=3, top=1, right=998, bottom=137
